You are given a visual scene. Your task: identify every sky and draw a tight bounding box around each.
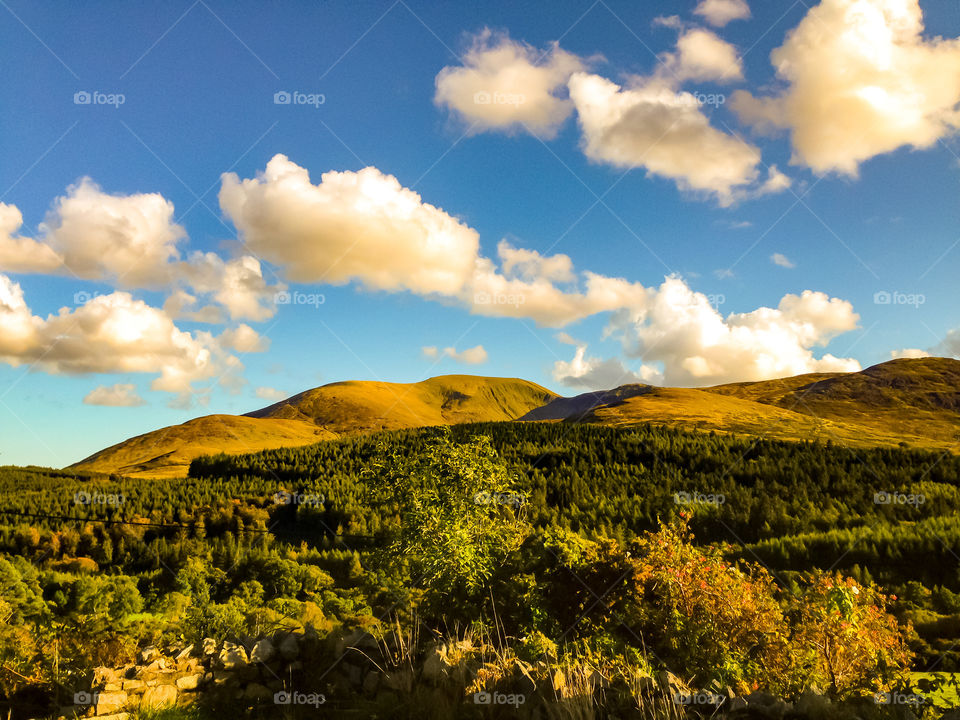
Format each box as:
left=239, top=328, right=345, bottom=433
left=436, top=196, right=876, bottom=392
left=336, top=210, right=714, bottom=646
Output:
left=2, top=0, right=960, bottom=468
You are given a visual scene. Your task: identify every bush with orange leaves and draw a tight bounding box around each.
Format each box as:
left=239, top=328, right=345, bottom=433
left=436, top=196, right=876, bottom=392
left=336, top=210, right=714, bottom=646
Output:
left=543, top=516, right=911, bottom=697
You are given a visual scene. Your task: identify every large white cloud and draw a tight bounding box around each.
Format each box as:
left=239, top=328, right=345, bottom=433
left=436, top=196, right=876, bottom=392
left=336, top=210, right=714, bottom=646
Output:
left=568, top=72, right=769, bottom=204
left=606, top=278, right=861, bottom=386
left=552, top=339, right=662, bottom=391
left=732, top=0, right=960, bottom=175
left=661, top=29, right=744, bottom=83
left=0, top=274, right=226, bottom=396
left=220, top=154, right=480, bottom=296
left=434, top=29, right=587, bottom=138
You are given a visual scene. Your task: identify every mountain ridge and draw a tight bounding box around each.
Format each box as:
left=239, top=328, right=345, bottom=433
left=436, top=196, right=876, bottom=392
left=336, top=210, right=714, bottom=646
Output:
left=69, top=358, right=960, bottom=479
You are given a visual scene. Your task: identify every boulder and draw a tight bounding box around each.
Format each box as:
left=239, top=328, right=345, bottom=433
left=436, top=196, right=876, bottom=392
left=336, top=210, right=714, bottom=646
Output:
left=175, top=644, right=195, bottom=661
left=202, top=638, right=218, bottom=656
left=244, top=683, right=273, bottom=701
left=251, top=638, right=276, bottom=664
left=176, top=674, right=202, bottom=691
left=122, top=679, right=145, bottom=692
left=140, top=684, right=178, bottom=709
left=218, top=642, right=248, bottom=669
left=93, top=666, right=120, bottom=688
left=94, top=691, right=128, bottom=715
left=278, top=633, right=300, bottom=661
left=139, top=646, right=160, bottom=663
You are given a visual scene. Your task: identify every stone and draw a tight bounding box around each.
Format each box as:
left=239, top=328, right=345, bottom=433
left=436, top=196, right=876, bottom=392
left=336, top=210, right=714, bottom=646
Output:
left=93, top=666, right=120, bottom=688
left=795, top=690, right=831, bottom=716
left=94, top=691, right=128, bottom=715
left=140, top=684, right=178, bottom=709
left=746, top=691, right=778, bottom=707
left=218, top=641, right=248, bottom=669
left=727, top=697, right=748, bottom=712
left=362, top=671, right=380, bottom=694
left=95, top=714, right=130, bottom=720
left=122, top=679, right=145, bottom=692
left=103, top=681, right=122, bottom=692
left=383, top=668, right=413, bottom=692
left=422, top=647, right=445, bottom=681
left=175, top=644, right=194, bottom=660
left=278, top=633, right=300, bottom=661
left=251, top=638, right=276, bottom=664
left=139, top=646, right=160, bottom=663
left=202, top=637, right=218, bottom=655
left=176, top=674, right=202, bottom=691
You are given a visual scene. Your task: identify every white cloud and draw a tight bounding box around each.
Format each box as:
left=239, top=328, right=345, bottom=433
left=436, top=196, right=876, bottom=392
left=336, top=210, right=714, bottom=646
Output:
left=434, top=29, right=587, bottom=138
left=422, top=344, right=489, bottom=364
left=694, top=0, right=751, bottom=27
left=0, top=203, right=62, bottom=273
left=890, top=348, right=931, bottom=359
left=218, top=324, right=270, bottom=353
left=0, top=274, right=225, bottom=396
left=255, top=386, right=288, bottom=402
left=608, top=278, right=861, bottom=386
left=732, top=0, right=960, bottom=175
left=83, top=383, right=146, bottom=407
left=220, top=155, right=480, bottom=296
left=934, top=329, right=960, bottom=357
left=180, top=253, right=281, bottom=322
left=771, top=252, right=796, bottom=268
left=553, top=342, right=661, bottom=391
left=568, top=72, right=765, bottom=204
left=662, top=28, right=744, bottom=83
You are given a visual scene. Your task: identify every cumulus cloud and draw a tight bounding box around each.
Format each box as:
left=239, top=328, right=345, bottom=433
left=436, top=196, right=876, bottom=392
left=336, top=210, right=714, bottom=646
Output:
left=83, top=383, right=146, bottom=407
left=218, top=324, right=270, bottom=353
left=568, top=72, right=765, bottom=204
left=662, top=29, right=744, bottom=83
left=608, top=278, right=861, bottom=386
left=220, top=155, right=480, bottom=296
left=434, top=29, right=587, bottom=138
left=771, top=252, right=796, bottom=268
left=694, top=0, right=751, bottom=27
left=0, top=204, right=62, bottom=273
left=553, top=342, right=661, bottom=391
left=179, top=253, right=281, bottom=322
left=890, top=348, right=931, bottom=359
left=255, top=386, right=288, bottom=402
left=0, top=274, right=225, bottom=396
left=731, top=0, right=960, bottom=175
left=422, top=344, right=489, bottom=364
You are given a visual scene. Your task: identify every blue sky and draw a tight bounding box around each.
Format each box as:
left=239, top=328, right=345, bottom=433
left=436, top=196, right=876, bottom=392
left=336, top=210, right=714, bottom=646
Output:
left=2, top=0, right=960, bottom=468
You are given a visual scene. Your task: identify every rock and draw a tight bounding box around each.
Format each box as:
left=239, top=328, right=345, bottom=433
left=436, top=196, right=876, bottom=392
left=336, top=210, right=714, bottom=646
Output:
left=795, top=689, right=831, bottom=716
left=727, top=697, right=748, bottom=712
left=202, top=638, right=218, bottom=656
left=345, top=663, right=363, bottom=687
left=139, top=646, right=160, bottom=663
left=244, top=683, right=273, bottom=701
left=175, top=644, right=194, bottom=660
left=218, top=642, right=248, bottom=669
left=656, top=670, right=690, bottom=694
left=422, top=647, right=445, bottom=681
left=140, top=684, right=178, bottom=709
left=278, top=633, right=300, bottom=661
left=176, top=674, right=202, bottom=691
left=383, top=668, right=413, bottom=692
left=746, top=691, right=778, bottom=707
left=94, top=691, right=128, bottom=715
left=93, top=666, right=120, bottom=688
left=103, top=681, right=122, bottom=692
left=251, top=638, right=276, bottom=664
left=122, top=679, right=145, bottom=692
left=95, top=714, right=130, bottom=720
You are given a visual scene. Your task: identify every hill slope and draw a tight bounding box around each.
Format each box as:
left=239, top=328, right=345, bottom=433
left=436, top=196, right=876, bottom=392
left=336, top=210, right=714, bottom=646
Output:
left=70, top=376, right=558, bottom=478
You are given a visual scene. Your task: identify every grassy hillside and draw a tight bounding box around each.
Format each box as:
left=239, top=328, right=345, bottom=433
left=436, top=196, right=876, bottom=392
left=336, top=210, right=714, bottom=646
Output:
left=71, top=376, right=557, bottom=478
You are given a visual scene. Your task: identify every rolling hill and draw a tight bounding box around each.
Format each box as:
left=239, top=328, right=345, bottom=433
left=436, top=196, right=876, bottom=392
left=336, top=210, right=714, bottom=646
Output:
left=70, top=376, right=558, bottom=478
left=70, top=358, right=960, bottom=478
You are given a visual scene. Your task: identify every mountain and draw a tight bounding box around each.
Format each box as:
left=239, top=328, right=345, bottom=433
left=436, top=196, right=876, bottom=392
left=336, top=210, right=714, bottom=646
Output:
left=69, top=359, right=960, bottom=479
left=70, top=376, right=558, bottom=478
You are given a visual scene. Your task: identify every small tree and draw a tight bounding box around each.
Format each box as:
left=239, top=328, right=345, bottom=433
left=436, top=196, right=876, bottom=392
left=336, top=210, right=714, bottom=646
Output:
left=365, top=430, right=530, bottom=599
